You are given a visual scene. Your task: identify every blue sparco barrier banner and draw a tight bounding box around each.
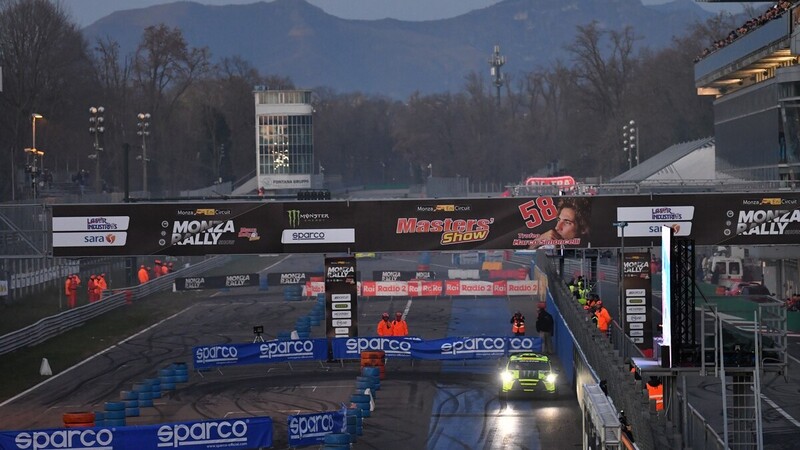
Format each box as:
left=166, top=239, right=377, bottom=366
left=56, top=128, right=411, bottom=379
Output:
left=410, top=336, right=542, bottom=360
left=287, top=407, right=347, bottom=447
left=193, top=339, right=329, bottom=369
left=331, top=337, right=422, bottom=359
left=332, top=336, right=541, bottom=360
left=0, top=417, right=273, bottom=450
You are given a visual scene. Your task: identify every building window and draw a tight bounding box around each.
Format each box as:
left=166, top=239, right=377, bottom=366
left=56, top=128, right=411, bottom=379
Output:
left=257, top=114, right=313, bottom=174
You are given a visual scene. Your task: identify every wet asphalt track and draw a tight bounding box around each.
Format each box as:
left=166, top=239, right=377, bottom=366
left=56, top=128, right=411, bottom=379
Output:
left=0, top=253, right=583, bottom=449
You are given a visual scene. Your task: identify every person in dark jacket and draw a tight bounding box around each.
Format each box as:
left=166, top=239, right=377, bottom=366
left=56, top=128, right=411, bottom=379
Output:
left=535, top=302, right=554, bottom=354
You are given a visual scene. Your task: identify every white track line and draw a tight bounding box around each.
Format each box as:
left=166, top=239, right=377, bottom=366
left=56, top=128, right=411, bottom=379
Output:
left=0, top=304, right=198, bottom=408
left=761, top=392, right=800, bottom=428
left=258, top=254, right=292, bottom=273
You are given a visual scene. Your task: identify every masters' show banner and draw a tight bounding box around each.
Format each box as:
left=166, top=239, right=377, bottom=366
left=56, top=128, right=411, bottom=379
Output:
left=52, top=193, right=800, bottom=257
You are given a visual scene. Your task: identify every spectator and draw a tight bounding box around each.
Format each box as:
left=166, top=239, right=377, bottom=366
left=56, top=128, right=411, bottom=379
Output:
left=391, top=312, right=409, bottom=336
left=535, top=302, right=554, bottom=354
left=376, top=312, right=393, bottom=336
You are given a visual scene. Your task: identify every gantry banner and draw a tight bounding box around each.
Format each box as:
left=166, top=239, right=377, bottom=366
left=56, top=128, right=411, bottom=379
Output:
left=51, top=192, right=800, bottom=256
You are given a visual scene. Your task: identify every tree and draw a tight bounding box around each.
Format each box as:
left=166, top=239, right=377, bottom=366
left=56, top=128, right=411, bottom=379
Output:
left=0, top=0, right=93, bottom=200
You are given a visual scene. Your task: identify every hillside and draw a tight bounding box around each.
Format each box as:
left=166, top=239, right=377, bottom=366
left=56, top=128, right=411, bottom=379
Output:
left=83, top=0, right=713, bottom=97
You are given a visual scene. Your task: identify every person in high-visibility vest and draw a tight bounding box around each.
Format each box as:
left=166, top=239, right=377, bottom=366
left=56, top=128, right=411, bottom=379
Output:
left=391, top=312, right=408, bottom=336
left=594, top=301, right=612, bottom=336
left=87, top=275, right=97, bottom=302
left=137, top=265, right=150, bottom=284
left=97, top=273, right=108, bottom=298
left=510, top=311, right=526, bottom=336
left=646, top=377, right=664, bottom=411
left=376, top=312, right=393, bottom=336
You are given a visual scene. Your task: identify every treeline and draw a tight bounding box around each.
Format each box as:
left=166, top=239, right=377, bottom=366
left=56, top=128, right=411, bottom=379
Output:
left=0, top=0, right=735, bottom=200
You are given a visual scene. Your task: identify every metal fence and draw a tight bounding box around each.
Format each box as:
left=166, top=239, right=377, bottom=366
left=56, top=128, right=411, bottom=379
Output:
left=0, top=255, right=230, bottom=356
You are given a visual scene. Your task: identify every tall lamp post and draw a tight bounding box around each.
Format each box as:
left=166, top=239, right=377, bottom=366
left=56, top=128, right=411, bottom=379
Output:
left=136, top=112, right=151, bottom=195
left=29, top=113, right=44, bottom=199
left=613, top=221, right=628, bottom=356
left=488, top=45, right=505, bottom=107
left=622, top=120, right=639, bottom=170
left=89, top=106, right=105, bottom=193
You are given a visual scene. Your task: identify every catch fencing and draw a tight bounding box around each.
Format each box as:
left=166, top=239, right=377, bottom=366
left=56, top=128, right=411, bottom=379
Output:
left=0, top=256, right=230, bottom=356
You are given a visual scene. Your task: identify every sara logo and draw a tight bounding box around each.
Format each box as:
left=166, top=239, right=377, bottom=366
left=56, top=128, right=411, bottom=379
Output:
left=83, top=233, right=117, bottom=244
left=157, top=420, right=248, bottom=448
left=14, top=429, right=114, bottom=450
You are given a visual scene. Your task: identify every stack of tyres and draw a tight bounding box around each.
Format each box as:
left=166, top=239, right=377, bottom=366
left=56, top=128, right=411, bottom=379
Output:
left=283, top=285, right=303, bottom=302
left=360, top=350, right=386, bottom=380
left=295, top=317, right=311, bottom=339
left=350, top=393, right=371, bottom=418
left=322, top=433, right=351, bottom=449
left=146, top=378, right=162, bottom=399
left=62, top=412, right=94, bottom=428
left=159, top=368, right=176, bottom=392
left=277, top=331, right=291, bottom=340
left=356, top=375, right=380, bottom=393
left=132, top=382, right=153, bottom=407
left=93, top=411, right=105, bottom=427
left=346, top=407, right=363, bottom=436
left=310, top=303, right=324, bottom=326
left=172, top=362, right=189, bottom=383
left=104, top=402, right=126, bottom=426
left=120, top=390, right=139, bottom=417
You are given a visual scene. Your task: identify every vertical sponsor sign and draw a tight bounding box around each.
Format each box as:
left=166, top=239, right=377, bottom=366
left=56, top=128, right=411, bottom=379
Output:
left=622, top=252, right=653, bottom=355
left=325, top=257, right=358, bottom=338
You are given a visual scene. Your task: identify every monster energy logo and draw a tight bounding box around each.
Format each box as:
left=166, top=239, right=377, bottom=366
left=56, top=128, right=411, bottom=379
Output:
left=288, top=210, right=301, bottom=228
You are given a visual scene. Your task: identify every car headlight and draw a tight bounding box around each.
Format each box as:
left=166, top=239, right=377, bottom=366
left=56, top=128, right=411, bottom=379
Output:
left=501, top=371, right=514, bottom=383
left=545, top=373, right=557, bottom=383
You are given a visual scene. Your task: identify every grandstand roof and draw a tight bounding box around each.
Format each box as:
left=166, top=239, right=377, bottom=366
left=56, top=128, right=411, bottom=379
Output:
left=611, top=137, right=715, bottom=183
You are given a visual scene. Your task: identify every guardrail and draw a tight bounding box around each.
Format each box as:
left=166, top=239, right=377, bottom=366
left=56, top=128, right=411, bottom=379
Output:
left=0, top=256, right=230, bottom=356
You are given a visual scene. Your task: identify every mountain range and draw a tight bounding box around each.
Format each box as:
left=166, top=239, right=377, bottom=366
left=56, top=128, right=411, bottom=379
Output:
left=83, top=0, right=715, bottom=98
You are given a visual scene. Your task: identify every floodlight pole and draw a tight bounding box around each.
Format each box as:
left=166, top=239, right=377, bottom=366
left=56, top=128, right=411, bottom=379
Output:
left=613, top=221, right=628, bottom=356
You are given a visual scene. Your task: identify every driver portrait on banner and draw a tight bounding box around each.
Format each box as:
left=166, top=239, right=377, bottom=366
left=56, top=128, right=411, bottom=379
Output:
left=515, top=197, right=592, bottom=249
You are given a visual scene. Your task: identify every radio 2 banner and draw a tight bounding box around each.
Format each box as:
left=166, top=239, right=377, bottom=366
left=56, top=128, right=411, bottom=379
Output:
left=325, top=256, right=358, bottom=339
left=622, top=252, right=654, bottom=356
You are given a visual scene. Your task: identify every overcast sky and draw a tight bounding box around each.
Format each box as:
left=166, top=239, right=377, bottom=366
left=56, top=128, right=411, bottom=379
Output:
left=63, top=0, right=750, bottom=28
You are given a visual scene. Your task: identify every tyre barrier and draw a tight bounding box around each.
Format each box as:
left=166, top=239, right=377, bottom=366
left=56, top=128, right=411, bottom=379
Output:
left=297, top=330, right=311, bottom=339
left=354, top=387, right=375, bottom=399
left=158, top=368, right=175, bottom=377
left=93, top=411, right=105, bottom=427
left=285, top=294, right=303, bottom=302
left=104, top=402, right=126, bottom=426
left=131, top=382, right=150, bottom=393
left=123, top=400, right=138, bottom=408
left=360, top=350, right=386, bottom=380
left=356, top=376, right=380, bottom=392
left=120, top=390, right=138, bottom=401
left=323, top=433, right=351, bottom=445
left=352, top=401, right=371, bottom=418
left=146, top=378, right=162, bottom=399
left=277, top=331, right=291, bottom=340
left=63, top=412, right=94, bottom=428
left=125, top=407, right=140, bottom=417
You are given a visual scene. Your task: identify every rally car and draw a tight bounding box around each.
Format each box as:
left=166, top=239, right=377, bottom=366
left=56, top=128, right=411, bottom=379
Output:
left=499, top=352, right=557, bottom=398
